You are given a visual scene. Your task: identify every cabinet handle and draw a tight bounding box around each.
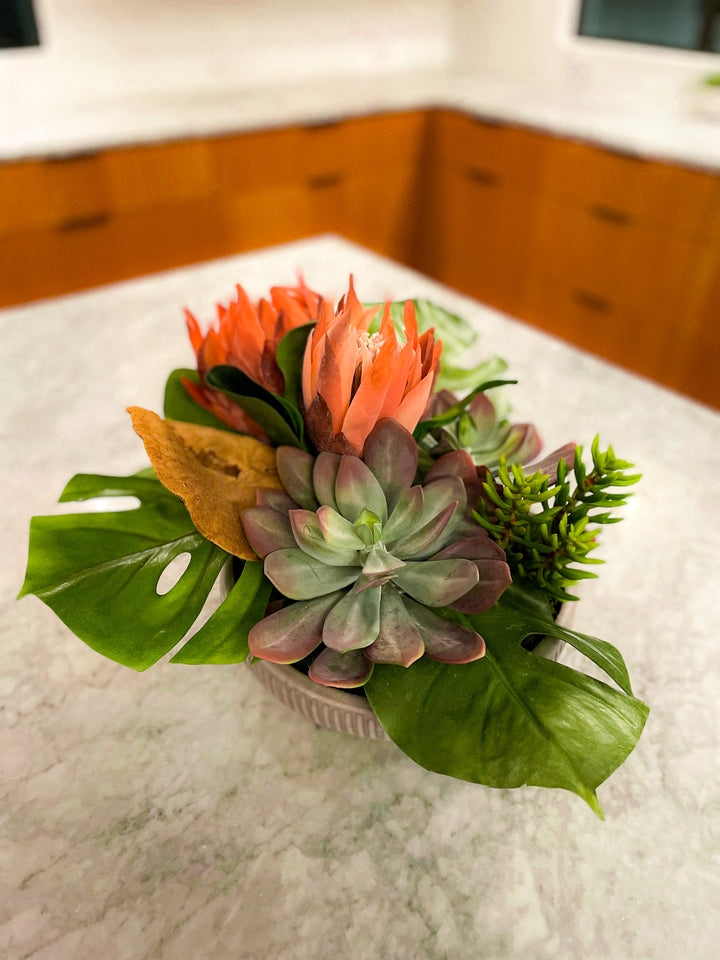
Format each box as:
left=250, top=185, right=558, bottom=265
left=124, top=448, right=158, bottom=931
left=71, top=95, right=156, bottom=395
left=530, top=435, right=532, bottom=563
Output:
left=57, top=212, right=110, bottom=232
left=572, top=289, right=612, bottom=314
left=45, top=150, right=101, bottom=164
left=588, top=203, right=632, bottom=227
left=464, top=166, right=500, bottom=187
left=307, top=172, right=344, bottom=190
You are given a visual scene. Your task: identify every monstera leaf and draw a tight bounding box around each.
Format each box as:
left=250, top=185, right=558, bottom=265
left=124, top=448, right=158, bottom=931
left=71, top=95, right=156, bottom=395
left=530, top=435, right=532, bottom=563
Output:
left=19, top=473, right=269, bottom=670
left=366, top=585, right=649, bottom=816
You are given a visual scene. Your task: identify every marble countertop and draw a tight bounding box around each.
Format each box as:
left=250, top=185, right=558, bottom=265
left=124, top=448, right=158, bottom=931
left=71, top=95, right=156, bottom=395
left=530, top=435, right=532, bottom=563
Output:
left=2, top=69, right=720, bottom=171
left=2, top=236, right=720, bottom=960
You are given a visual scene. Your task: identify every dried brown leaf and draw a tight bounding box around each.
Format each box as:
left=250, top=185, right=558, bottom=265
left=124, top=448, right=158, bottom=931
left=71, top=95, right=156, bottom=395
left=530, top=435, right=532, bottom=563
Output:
left=128, top=407, right=282, bottom=558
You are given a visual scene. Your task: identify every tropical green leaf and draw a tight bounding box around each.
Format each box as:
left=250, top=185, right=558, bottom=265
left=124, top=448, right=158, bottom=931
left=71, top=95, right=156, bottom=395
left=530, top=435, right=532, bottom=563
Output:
left=365, top=585, right=648, bottom=816
left=206, top=365, right=305, bottom=448
left=276, top=323, right=314, bottom=405
left=19, top=473, right=229, bottom=670
left=171, top=561, right=272, bottom=664
left=163, top=368, right=234, bottom=431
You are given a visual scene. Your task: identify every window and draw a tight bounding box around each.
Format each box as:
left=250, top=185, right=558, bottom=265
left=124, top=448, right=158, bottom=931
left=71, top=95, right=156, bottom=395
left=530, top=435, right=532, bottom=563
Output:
left=0, top=0, right=40, bottom=49
left=577, top=0, right=720, bottom=54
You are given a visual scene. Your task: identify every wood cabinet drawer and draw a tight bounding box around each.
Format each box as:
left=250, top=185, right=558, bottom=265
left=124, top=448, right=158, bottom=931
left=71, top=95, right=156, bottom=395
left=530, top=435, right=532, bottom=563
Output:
left=0, top=152, right=108, bottom=235
left=0, top=199, right=219, bottom=307
left=426, top=166, right=540, bottom=317
left=103, top=140, right=213, bottom=213
left=543, top=138, right=717, bottom=238
left=211, top=111, right=426, bottom=192
left=524, top=197, right=697, bottom=378
left=431, top=111, right=548, bottom=188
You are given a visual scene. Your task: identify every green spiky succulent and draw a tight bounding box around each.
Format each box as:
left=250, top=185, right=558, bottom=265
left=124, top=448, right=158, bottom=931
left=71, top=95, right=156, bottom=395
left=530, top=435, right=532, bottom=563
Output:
left=242, top=419, right=511, bottom=688
left=421, top=389, right=541, bottom=469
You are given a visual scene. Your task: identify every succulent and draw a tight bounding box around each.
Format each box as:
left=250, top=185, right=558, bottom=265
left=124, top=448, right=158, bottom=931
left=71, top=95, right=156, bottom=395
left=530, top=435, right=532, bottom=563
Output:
left=242, top=419, right=511, bottom=688
left=423, top=388, right=541, bottom=469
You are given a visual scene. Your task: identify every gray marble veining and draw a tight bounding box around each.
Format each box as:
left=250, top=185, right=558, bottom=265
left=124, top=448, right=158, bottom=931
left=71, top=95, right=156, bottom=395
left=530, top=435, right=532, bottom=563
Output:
left=2, top=236, right=719, bottom=959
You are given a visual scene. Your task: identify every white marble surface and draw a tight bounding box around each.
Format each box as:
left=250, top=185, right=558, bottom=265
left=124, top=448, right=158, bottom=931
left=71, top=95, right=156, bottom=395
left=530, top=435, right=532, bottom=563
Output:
left=2, top=236, right=720, bottom=960
left=2, top=69, right=720, bottom=171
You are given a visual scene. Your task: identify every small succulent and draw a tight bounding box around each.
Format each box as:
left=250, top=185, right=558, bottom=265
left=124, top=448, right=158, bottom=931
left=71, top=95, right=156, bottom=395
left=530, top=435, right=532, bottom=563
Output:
left=423, top=389, right=541, bottom=469
left=242, top=420, right=511, bottom=688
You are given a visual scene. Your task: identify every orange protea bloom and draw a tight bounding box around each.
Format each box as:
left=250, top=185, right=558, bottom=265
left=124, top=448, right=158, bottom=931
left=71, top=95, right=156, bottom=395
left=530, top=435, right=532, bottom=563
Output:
left=184, top=281, right=333, bottom=438
left=301, top=279, right=442, bottom=455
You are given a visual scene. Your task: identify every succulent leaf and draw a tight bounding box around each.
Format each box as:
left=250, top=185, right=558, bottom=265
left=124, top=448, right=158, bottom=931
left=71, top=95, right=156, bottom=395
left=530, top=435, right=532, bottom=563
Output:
left=322, top=585, right=382, bottom=651
left=425, top=450, right=477, bottom=484
left=316, top=505, right=366, bottom=551
left=362, top=419, right=418, bottom=512
left=289, top=509, right=359, bottom=566
left=308, top=647, right=374, bottom=688
left=241, top=505, right=296, bottom=558
left=364, top=586, right=424, bottom=667
left=394, top=559, right=479, bottom=607
left=312, top=452, right=342, bottom=509
left=264, top=548, right=358, bottom=599
left=379, top=486, right=425, bottom=543
left=402, top=597, right=486, bottom=663
left=335, top=457, right=388, bottom=524
left=248, top=591, right=344, bottom=662
left=390, top=502, right=459, bottom=560
left=276, top=446, right=318, bottom=511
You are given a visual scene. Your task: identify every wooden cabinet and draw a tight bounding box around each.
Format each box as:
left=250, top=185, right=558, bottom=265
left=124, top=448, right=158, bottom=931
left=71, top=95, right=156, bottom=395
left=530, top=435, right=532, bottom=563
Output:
left=422, top=112, right=548, bottom=316
left=0, top=106, right=717, bottom=409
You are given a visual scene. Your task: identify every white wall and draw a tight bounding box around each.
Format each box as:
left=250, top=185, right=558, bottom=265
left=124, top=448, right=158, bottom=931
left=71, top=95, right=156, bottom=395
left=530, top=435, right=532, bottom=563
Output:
left=0, top=0, right=454, bottom=113
left=452, top=0, right=720, bottom=105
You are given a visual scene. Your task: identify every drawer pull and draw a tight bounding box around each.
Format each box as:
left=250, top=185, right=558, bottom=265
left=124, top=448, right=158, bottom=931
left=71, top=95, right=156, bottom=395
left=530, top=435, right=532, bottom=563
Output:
left=57, top=212, right=110, bottom=232
left=465, top=166, right=500, bottom=187
left=588, top=203, right=632, bottom=227
left=307, top=172, right=344, bottom=190
left=45, top=150, right=100, bottom=164
left=572, top=289, right=612, bottom=314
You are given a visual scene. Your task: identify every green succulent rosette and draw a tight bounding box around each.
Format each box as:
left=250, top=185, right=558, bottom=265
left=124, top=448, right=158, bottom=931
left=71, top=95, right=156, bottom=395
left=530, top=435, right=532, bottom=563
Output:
left=242, top=419, right=511, bottom=688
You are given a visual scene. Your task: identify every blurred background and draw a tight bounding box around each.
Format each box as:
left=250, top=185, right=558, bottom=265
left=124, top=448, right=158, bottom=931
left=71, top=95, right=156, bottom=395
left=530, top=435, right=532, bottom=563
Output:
left=1, top=0, right=719, bottom=407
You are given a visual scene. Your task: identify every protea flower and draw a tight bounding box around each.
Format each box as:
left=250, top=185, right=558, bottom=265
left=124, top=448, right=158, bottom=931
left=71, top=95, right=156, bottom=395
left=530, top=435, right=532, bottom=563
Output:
left=301, top=279, right=441, bottom=456
left=424, top=389, right=541, bottom=469
left=184, top=280, right=332, bottom=437
left=242, top=420, right=511, bottom=688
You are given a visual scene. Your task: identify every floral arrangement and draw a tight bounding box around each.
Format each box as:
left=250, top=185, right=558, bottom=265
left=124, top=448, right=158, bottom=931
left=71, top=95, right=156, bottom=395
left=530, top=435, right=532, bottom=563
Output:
left=20, top=277, right=648, bottom=816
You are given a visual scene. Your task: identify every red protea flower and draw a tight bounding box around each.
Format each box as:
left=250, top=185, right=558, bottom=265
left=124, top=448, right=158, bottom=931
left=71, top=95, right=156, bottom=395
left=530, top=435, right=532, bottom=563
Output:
left=184, top=281, right=333, bottom=438
left=301, top=279, right=442, bottom=456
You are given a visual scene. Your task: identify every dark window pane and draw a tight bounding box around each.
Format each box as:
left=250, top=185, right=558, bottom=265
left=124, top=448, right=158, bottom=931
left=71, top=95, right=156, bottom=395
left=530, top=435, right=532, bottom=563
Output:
left=0, top=0, right=40, bottom=49
left=578, top=0, right=713, bottom=52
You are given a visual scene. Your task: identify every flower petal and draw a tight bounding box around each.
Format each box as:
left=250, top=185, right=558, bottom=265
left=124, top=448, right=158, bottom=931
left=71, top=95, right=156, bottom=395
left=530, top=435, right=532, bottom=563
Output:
left=365, top=586, right=424, bottom=667
left=322, top=585, right=382, bottom=651
left=362, top=419, right=418, bottom=512
left=248, top=592, right=343, bottom=663
left=402, top=597, right=486, bottom=663
left=308, top=647, right=374, bottom=688
left=276, top=446, right=319, bottom=511
left=241, top=506, right=296, bottom=558
left=394, top=559, right=478, bottom=606
left=264, top=549, right=358, bottom=599
left=289, top=509, right=359, bottom=566
left=335, top=456, right=388, bottom=523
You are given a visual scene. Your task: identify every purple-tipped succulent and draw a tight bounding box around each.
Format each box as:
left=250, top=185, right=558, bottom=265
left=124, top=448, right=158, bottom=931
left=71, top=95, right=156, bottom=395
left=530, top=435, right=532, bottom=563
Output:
left=425, top=389, right=541, bottom=469
left=242, top=420, right=511, bottom=688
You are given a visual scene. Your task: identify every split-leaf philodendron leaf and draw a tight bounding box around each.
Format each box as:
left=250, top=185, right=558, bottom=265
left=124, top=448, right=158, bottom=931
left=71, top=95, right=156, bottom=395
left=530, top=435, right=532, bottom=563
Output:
left=18, top=473, right=245, bottom=670
left=365, top=585, right=649, bottom=816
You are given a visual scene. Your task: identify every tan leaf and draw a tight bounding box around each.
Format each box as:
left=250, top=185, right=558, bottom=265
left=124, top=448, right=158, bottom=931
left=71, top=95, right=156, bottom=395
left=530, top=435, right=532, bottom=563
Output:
left=128, top=408, right=283, bottom=558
